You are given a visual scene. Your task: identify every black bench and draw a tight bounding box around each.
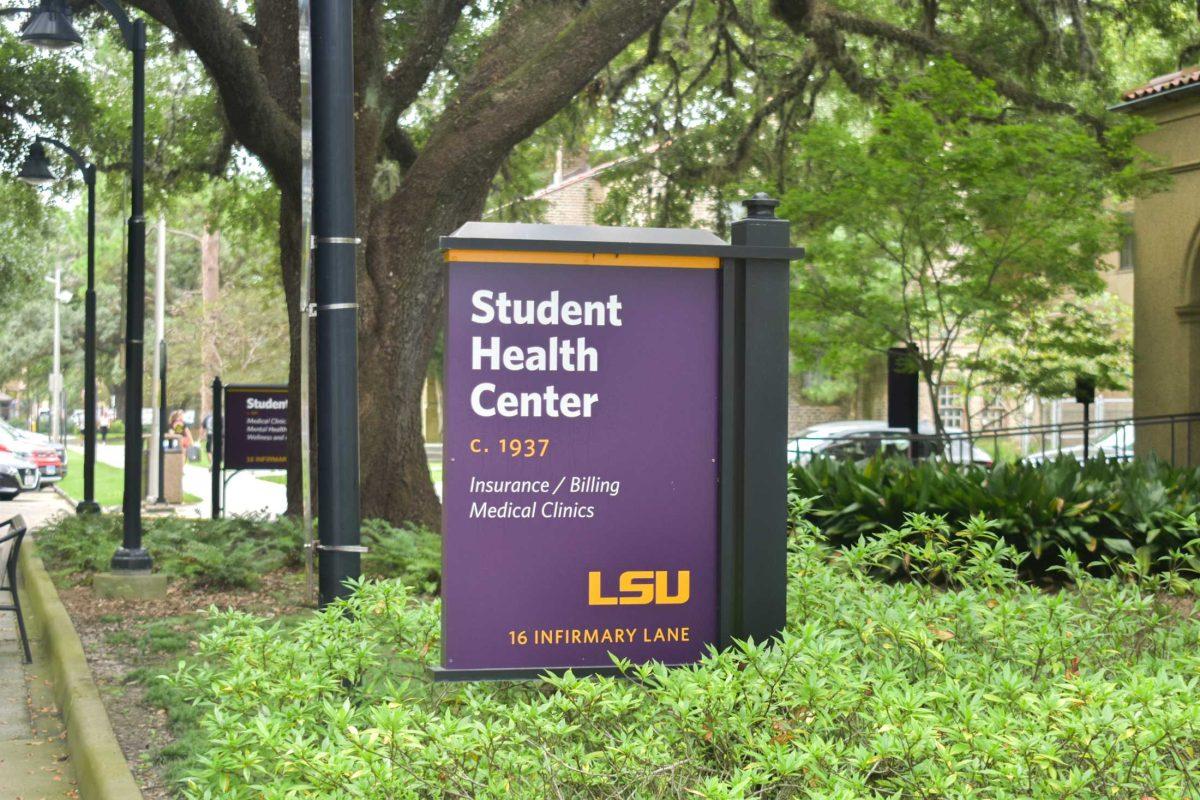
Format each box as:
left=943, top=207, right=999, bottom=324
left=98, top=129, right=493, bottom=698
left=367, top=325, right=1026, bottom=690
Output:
left=0, top=516, right=30, bottom=663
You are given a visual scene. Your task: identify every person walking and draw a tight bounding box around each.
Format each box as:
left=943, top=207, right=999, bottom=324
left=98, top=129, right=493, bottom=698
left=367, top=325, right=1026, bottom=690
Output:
left=98, top=405, right=111, bottom=444
left=201, top=411, right=213, bottom=455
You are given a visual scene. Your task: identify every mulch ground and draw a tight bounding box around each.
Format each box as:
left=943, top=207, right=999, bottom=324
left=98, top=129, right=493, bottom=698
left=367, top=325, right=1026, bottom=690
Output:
left=56, top=570, right=313, bottom=799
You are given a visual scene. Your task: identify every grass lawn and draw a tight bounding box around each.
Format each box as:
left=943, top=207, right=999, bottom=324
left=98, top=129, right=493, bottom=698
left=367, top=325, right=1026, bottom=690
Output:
left=58, top=451, right=126, bottom=507
left=60, top=449, right=201, bottom=506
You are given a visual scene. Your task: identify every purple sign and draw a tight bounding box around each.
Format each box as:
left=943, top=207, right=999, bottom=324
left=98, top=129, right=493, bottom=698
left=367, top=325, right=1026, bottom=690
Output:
left=442, top=253, right=720, bottom=673
left=223, top=385, right=288, bottom=470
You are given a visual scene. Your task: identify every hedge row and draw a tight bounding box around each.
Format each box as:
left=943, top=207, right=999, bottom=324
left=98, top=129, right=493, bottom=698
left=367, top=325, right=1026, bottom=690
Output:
left=35, top=514, right=440, bottom=591
left=791, top=456, right=1200, bottom=574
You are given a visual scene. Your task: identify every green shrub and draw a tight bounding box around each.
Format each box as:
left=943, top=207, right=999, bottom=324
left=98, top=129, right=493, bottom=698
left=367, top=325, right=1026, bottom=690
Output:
left=360, top=518, right=441, bottom=592
left=35, top=514, right=304, bottom=589
left=165, top=513, right=1200, bottom=798
left=792, top=456, right=1200, bottom=574
left=35, top=514, right=443, bottom=591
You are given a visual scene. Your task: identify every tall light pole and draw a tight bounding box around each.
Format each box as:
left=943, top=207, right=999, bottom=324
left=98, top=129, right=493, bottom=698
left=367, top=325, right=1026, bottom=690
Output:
left=16, top=0, right=153, bottom=570
left=147, top=214, right=166, bottom=503
left=18, top=136, right=101, bottom=514
left=311, top=0, right=363, bottom=605
left=0, top=1, right=80, bottom=46
left=45, top=262, right=70, bottom=443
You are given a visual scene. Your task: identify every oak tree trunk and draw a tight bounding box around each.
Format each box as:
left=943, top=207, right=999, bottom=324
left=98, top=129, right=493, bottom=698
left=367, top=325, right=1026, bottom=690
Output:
left=279, top=189, right=306, bottom=518
left=140, top=0, right=680, bottom=529
left=198, top=227, right=220, bottom=423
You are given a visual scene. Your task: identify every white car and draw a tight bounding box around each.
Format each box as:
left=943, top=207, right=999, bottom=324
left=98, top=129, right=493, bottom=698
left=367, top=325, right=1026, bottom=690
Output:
left=788, top=420, right=993, bottom=466
left=1022, top=423, right=1133, bottom=465
left=0, top=426, right=66, bottom=484
left=0, top=418, right=67, bottom=468
left=0, top=451, right=40, bottom=500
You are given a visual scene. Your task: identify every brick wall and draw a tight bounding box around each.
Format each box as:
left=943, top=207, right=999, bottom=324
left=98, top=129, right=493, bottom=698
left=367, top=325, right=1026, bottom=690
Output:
left=543, top=178, right=605, bottom=226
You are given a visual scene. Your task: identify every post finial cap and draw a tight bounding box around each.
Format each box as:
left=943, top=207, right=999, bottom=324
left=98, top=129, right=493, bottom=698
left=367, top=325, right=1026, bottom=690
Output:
left=743, top=192, right=780, bottom=219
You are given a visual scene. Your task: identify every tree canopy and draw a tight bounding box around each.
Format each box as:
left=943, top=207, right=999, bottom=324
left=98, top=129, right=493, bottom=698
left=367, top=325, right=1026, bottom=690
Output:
left=0, top=1, right=1197, bottom=522
left=783, top=60, right=1158, bottom=430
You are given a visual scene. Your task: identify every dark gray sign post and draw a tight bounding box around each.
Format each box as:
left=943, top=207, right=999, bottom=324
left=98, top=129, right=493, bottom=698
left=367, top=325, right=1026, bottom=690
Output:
left=211, top=377, right=222, bottom=520
left=719, top=193, right=796, bottom=646
left=887, top=345, right=921, bottom=461
left=1075, top=375, right=1096, bottom=462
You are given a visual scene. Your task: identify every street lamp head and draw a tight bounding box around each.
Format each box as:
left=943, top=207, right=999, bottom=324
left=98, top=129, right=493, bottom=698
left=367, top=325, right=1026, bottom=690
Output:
left=19, top=0, right=83, bottom=50
left=17, top=142, right=56, bottom=186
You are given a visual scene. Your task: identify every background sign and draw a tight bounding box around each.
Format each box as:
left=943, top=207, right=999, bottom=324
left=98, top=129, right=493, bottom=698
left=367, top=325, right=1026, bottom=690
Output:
left=442, top=253, right=720, bottom=673
left=223, top=385, right=288, bottom=470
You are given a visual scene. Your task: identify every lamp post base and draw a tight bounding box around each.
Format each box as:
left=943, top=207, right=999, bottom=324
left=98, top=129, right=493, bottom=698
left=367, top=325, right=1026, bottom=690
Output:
left=75, top=500, right=101, bottom=515
left=109, top=546, right=153, bottom=573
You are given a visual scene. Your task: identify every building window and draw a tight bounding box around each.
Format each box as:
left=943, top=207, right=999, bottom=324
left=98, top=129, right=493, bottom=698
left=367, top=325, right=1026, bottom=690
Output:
left=1119, top=214, right=1135, bottom=272
left=1119, top=234, right=1135, bottom=271
left=938, top=383, right=963, bottom=429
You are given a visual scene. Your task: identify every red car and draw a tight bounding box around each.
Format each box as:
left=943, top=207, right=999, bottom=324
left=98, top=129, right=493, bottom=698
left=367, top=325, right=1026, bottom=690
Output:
left=0, top=428, right=64, bottom=485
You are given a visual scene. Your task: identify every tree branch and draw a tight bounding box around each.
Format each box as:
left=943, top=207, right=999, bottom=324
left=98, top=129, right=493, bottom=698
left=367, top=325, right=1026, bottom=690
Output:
left=606, top=18, right=664, bottom=100
left=427, top=0, right=681, bottom=170
left=379, top=0, right=682, bottom=283
left=146, top=0, right=299, bottom=187
left=384, top=126, right=419, bottom=171
left=383, top=0, right=469, bottom=122
left=711, top=53, right=816, bottom=182
left=770, top=0, right=1097, bottom=125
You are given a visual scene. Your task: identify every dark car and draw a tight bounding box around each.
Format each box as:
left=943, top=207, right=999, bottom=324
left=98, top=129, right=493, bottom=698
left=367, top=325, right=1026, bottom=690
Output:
left=0, top=451, right=40, bottom=500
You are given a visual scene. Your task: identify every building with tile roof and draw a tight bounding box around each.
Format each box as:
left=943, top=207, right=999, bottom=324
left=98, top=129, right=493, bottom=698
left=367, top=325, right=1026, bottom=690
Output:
left=1114, top=67, right=1200, bottom=462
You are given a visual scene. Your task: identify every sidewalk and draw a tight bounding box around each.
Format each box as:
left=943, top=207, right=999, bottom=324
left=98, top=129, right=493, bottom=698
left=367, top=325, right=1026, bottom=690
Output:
left=0, top=490, right=75, bottom=799
left=92, top=442, right=288, bottom=518
left=83, top=441, right=445, bottom=515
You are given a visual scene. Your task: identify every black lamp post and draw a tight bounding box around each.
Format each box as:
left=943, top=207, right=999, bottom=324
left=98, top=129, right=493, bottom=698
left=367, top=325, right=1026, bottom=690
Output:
left=16, top=0, right=151, bottom=570
left=311, top=0, right=363, bottom=605
left=17, top=137, right=100, bottom=515
left=156, top=341, right=166, bottom=504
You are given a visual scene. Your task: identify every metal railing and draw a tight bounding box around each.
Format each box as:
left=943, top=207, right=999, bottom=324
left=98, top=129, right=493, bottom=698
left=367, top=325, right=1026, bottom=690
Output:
left=787, top=412, right=1200, bottom=468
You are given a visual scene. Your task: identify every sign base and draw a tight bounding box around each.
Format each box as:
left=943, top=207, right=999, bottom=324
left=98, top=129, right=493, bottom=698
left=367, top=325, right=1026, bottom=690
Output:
left=430, top=663, right=693, bottom=682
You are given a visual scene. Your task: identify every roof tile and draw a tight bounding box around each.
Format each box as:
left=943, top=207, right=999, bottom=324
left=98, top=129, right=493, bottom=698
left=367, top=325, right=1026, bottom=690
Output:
left=1123, top=67, right=1200, bottom=101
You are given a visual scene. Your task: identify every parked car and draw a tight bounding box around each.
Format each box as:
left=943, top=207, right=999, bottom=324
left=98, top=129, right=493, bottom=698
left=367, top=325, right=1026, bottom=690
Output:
left=0, top=418, right=67, bottom=470
left=0, top=451, right=40, bottom=500
left=788, top=420, right=993, bottom=467
left=1022, top=423, right=1134, bottom=465
left=0, top=426, right=65, bottom=485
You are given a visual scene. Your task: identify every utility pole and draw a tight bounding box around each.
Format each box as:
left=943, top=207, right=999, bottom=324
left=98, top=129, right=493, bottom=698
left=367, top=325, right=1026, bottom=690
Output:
left=48, top=262, right=63, bottom=443
left=147, top=213, right=166, bottom=502
left=311, top=0, right=363, bottom=605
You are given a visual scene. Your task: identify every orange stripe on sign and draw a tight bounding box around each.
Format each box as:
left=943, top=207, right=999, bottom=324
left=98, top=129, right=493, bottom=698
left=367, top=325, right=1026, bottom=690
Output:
left=444, top=249, right=719, bottom=270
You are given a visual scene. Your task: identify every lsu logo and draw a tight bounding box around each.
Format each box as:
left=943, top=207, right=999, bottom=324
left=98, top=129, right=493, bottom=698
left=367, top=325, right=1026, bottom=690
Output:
left=588, top=570, right=690, bottom=606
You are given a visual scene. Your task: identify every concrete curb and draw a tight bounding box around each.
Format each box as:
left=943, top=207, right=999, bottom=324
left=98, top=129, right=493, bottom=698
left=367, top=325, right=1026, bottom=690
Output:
left=19, top=540, right=144, bottom=800
left=50, top=483, right=75, bottom=506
